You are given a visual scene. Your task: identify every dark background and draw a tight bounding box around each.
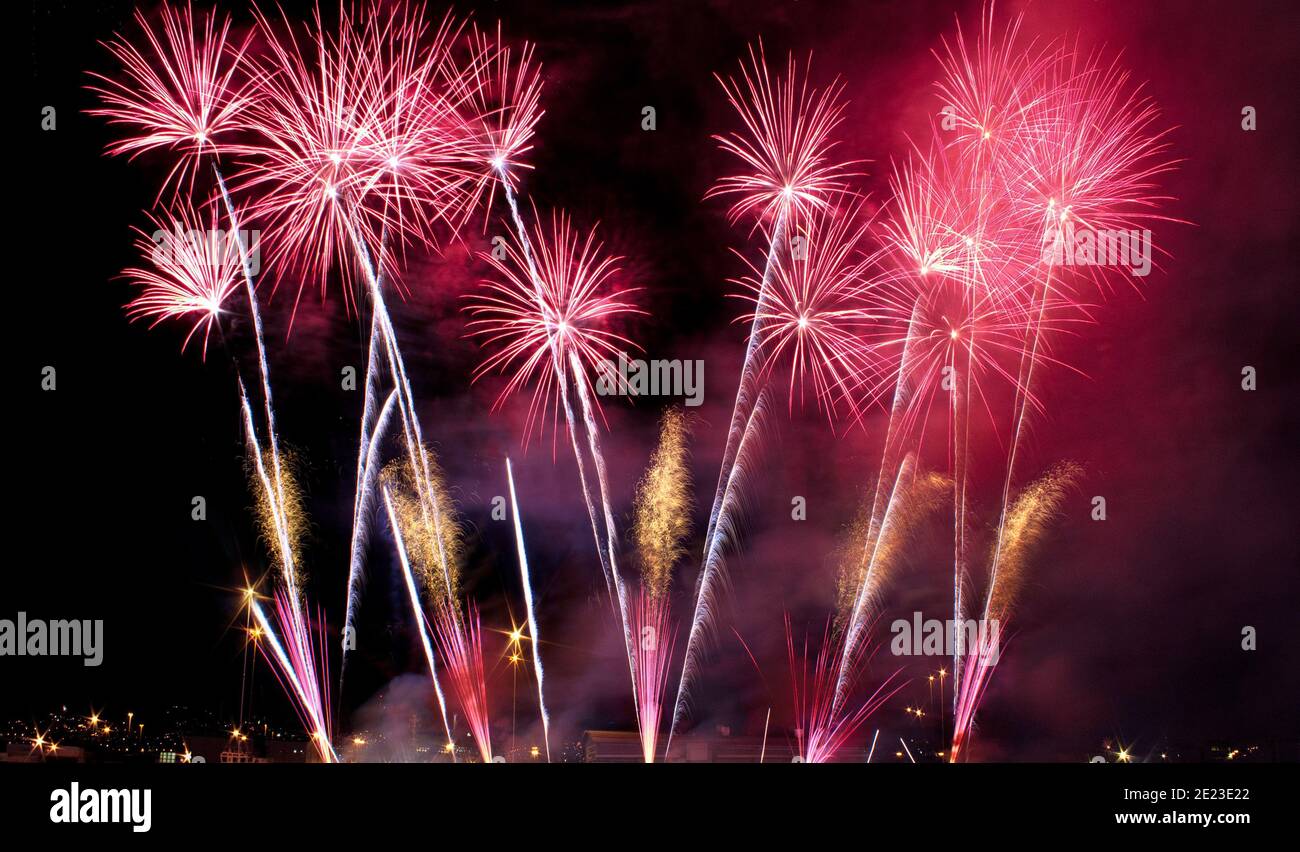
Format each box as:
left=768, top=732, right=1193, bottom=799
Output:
left=14, top=0, right=1299, bottom=759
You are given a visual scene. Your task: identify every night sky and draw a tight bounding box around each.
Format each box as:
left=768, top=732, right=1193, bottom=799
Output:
left=15, top=0, right=1299, bottom=760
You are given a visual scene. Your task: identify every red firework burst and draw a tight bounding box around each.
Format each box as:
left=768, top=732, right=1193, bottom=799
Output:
left=87, top=0, right=252, bottom=199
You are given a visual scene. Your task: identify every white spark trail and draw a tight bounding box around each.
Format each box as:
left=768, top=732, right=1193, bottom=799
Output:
left=669, top=207, right=787, bottom=743
left=383, top=486, right=456, bottom=759
left=506, top=457, right=551, bottom=762
left=668, top=388, right=767, bottom=749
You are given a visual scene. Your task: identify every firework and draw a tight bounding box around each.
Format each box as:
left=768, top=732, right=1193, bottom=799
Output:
left=460, top=25, right=646, bottom=720
left=786, top=615, right=904, bottom=764
left=451, top=21, right=545, bottom=224
left=505, top=458, right=551, bottom=761
left=468, top=206, right=643, bottom=438
left=469, top=203, right=643, bottom=632
left=734, top=194, right=907, bottom=425
left=630, top=409, right=693, bottom=761
left=93, top=0, right=301, bottom=656
left=250, top=593, right=338, bottom=763
left=431, top=603, right=493, bottom=762
left=633, top=408, right=693, bottom=602
left=383, top=486, right=456, bottom=757
left=380, top=446, right=463, bottom=612
left=707, top=42, right=853, bottom=228
left=121, top=198, right=242, bottom=358
left=834, top=460, right=950, bottom=673
left=672, top=44, right=858, bottom=739
left=87, top=1, right=251, bottom=199
left=950, top=463, right=1080, bottom=761
left=239, top=1, right=472, bottom=307
left=248, top=445, right=308, bottom=592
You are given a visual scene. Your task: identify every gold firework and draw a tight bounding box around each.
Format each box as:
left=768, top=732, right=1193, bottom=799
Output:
left=633, top=408, right=693, bottom=602
left=380, top=446, right=462, bottom=612
left=984, top=462, right=1081, bottom=622
left=834, top=459, right=949, bottom=631
left=248, top=445, right=307, bottom=590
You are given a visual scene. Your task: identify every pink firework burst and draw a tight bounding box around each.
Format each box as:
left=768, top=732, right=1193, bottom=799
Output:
left=708, top=42, right=856, bottom=229
left=932, top=4, right=1059, bottom=163
left=732, top=193, right=909, bottom=425
left=449, top=21, right=545, bottom=223
left=87, top=0, right=252, bottom=199
left=466, top=206, right=643, bottom=441
left=996, top=50, right=1181, bottom=298
left=121, top=196, right=245, bottom=358
left=238, top=2, right=472, bottom=314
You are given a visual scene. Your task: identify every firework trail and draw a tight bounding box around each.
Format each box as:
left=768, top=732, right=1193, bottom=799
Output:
left=633, top=409, right=693, bottom=602
left=569, top=349, right=642, bottom=722
left=831, top=298, right=927, bottom=700
left=950, top=463, right=1079, bottom=761
left=383, top=446, right=493, bottom=764
left=630, top=409, right=692, bottom=761
left=381, top=447, right=463, bottom=612
left=250, top=594, right=339, bottom=763
left=786, top=615, right=904, bottom=764
left=668, top=387, right=767, bottom=747
left=467, top=206, right=644, bottom=723
left=382, top=486, right=456, bottom=757
left=91, top=5, right=324, bottom=731
left=431, top=603, right=493, bottom=762
left=341, top=363, right=396, bottom=685
left=672, top=43, right=854, bottom=738
left=630, top=592, right=677, bottom=763
left=236, top=381, right=332, bottom=759
left=506, top=457, right=550, bottom=762
left=834, top=459, right=951, bottom=711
